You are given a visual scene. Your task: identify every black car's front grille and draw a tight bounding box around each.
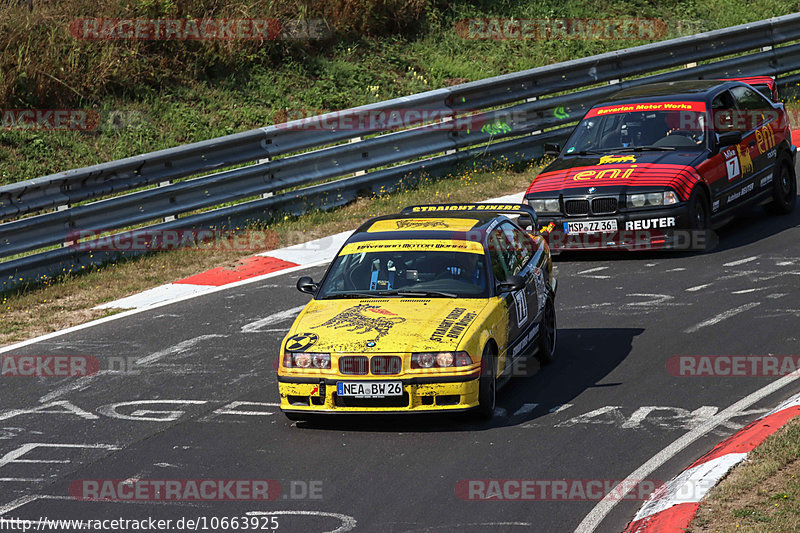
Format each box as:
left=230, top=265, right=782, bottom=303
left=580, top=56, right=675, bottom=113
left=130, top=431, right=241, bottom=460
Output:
left=339, top=356, right=369, bottom=375
left=591, top=197, right=618, bottom=214
left=370, top=356, right=402, bottom=375
left=564, top=199, right=590, bottom=216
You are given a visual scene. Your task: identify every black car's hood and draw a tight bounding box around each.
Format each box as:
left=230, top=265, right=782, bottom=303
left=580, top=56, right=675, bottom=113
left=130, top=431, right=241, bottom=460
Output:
left=528, top=150, right=707, bottom=197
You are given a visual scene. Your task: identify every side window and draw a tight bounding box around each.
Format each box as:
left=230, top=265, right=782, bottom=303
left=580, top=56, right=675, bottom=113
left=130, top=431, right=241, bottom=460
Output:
left=731, top=85, right=771, bottom=131
left=712, top=91, right=737, bottom=133
left=488, top=229, right=513, bottom=282
left=502, top=224, right=534, bottom=275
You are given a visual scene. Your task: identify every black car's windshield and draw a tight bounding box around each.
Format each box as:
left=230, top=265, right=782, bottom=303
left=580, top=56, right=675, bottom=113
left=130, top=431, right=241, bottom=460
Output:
left=317, top=246, right=489, bottom=299
left=564, top=108, right=709, bottom=153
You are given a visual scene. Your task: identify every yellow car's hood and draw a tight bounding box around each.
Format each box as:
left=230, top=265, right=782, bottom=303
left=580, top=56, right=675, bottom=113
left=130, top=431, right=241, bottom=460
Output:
left=286, top=298, right=489, bottom=353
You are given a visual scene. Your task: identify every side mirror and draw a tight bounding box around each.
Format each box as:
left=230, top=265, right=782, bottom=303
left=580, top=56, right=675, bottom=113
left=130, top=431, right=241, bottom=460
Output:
left=496, top=274, right=525, bottom=293
left=544, top=143, right=561, bottom=156
left=716, top=131, right=742, bottom=148
left=296, top=276, right=318, bottom=295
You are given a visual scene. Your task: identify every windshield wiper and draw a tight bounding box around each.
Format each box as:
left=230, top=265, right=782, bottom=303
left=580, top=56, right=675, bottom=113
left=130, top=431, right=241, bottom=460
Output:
left=385, top=290, right=458, bottom=298
left=320, top=292, right=380, bottom=299
left=613, top=145, right=676, bottom=152
left=572, top=149, right=614, bottom=156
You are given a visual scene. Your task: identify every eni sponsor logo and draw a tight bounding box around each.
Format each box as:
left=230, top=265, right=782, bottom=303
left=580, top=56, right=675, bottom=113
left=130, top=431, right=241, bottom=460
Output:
left=572, top=165, right=637, bottom=181
left=755, top=122, right=776, bottom=155
left=598, top=155, right=636, bottom=165
left=430, top=307, right=478, bottom=342
left=313, top=304, right=405, bottom=341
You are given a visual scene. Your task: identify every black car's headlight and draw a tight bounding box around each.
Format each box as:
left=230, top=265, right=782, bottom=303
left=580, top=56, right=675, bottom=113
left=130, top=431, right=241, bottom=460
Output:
left=528, top=198, right=561, bottom=214
left=626, top=191, right=678, bottom=208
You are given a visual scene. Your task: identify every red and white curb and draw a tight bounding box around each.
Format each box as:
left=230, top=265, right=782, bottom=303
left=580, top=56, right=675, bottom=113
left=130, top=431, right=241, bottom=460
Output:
left=95, top=192, right=525, bottom=310
left=624, top=391, right=800, bottom=532
left=93, top=230, right=353, bottom=310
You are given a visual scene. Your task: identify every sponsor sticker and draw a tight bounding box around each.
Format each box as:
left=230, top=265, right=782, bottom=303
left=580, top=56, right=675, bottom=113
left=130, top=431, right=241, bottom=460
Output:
left=339, top=239, right=485, bottom=255
left=585, top=101, right=706, bottom=118
left=367, top=218, right=478, bottom=233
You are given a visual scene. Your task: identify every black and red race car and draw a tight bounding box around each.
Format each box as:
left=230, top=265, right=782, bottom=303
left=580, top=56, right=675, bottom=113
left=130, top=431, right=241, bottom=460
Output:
left=525, top=80, right=796, bottom=250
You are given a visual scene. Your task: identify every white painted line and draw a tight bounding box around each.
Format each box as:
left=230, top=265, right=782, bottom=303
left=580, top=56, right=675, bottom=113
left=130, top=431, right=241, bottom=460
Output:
left=549, top=403, right=572, bottom=414
left=479, top=192, right=525, bottom=204
left=262, top=230, right=353, bottom=265
left=0, top=443, right=120, bottom=469
left=513, top=403, right=539, bottom=416
left=686, top=283, right=712, bottom=292
left=723, top=256, right=758, bottom=267
left=136, top=334, right=226, bottom=366
left=574, top=372, right=800, bottom=533
left=0, top=260, right=330, bottom=355
left=584, top=275, right=611, bottom=279
left=0, top=478, right=45, bottom=482
left=684, top=302, right=761, bottom=333
left=246, top=511, right=357, bottom=533
left=632, top=453, right=747, bottom=520
left=0, top=494, right=200, bottom=516
left=94, top=283, right=212, bottom=310
left=38, top=371, right=109, bottom=404
left=241, top=305, right=307, bottom=333
left=731, top=287, right=767, bottom=294
left=577, top=266, right=609, bottom=275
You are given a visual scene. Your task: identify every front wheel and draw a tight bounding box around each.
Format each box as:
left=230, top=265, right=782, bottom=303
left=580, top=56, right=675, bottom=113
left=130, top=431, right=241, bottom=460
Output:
left=688, top=187, right=710, bottom=230
left=764, top=161, right=797, bottom=214
left=475, top=344, right=497, bottom=419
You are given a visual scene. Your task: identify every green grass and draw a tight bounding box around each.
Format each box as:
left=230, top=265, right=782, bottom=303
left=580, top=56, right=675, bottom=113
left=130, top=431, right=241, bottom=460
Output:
left=2, top=0, right=799, bottom=184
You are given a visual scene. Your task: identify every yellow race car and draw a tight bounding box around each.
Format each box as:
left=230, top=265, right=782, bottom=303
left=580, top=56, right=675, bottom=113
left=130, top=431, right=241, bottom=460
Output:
left=277, top=203, right=557, bottom=419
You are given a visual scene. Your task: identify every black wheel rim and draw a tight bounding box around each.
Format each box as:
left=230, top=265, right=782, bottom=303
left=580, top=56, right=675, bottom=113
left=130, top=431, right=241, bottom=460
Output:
left=694, top=200, right=706, bottom=228
left=779, top=166, right=793, bottom=200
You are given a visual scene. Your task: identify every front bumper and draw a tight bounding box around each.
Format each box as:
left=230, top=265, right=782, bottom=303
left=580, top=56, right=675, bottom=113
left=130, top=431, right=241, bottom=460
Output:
left=536, top=203, right=708, bottom=251
left=277, top=372, right=480, bottom=414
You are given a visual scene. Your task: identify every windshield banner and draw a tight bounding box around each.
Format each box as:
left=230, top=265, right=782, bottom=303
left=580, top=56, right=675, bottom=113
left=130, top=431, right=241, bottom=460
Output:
left=585, top=101, right=707, bottom=118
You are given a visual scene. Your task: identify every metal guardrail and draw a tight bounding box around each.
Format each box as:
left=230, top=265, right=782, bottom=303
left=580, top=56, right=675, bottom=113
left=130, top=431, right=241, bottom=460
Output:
left=2, top=13, right=800, bottom=290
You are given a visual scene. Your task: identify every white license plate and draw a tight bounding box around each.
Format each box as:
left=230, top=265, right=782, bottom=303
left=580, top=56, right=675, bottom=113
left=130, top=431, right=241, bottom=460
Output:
left=337, top=381, right=403, bottom=398
left=563, top=219, right=618, bottom=234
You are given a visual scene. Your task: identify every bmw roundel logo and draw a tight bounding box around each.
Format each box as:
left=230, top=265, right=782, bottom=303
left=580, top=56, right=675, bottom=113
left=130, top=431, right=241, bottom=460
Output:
left=366, top=341, right=377, bottom=347
left=588, top=187, right=597, bottom=193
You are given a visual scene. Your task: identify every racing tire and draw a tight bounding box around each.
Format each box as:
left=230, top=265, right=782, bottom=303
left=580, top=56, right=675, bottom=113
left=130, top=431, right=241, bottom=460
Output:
left=475, top=344, right=497, bottom=420
left=535, top=295, right=557, bottom=365
left=763, top=160, right=797, bottom=215
left=688, top=187, right=710, bottom=231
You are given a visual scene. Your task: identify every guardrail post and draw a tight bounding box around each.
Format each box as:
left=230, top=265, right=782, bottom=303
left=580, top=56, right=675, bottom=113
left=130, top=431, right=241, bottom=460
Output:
left=349, top=139, right=366, bottom=176
left=259, top=158, right=274, bottom=198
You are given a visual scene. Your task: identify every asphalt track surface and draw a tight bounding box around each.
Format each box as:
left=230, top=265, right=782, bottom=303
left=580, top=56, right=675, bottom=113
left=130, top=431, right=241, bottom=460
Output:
left=1, top=191, right=799, bottom=532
